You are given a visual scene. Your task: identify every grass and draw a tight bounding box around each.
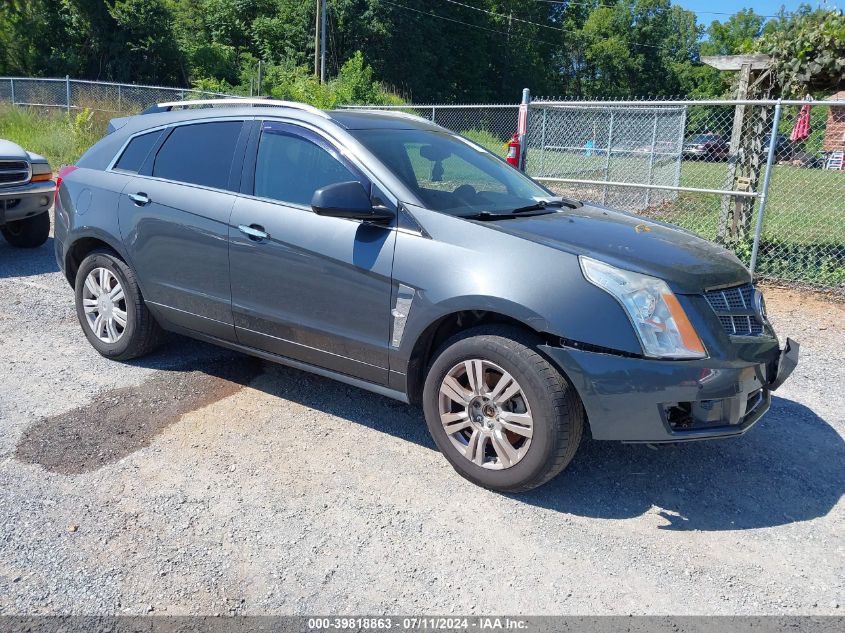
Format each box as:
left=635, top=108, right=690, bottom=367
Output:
left=677, top=161, right=845, bottom=246
left=0, top=105, right=108, bottom=168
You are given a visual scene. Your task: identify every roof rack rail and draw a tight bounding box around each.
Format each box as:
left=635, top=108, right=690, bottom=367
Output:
left=153, top=98, right=330, bottom=118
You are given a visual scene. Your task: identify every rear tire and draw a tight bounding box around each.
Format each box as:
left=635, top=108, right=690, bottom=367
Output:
left=422, top=325, right=584, bottom=492
left=1, top=211, right=50, bottom=248
left=74, top=250, right=163, bottom=360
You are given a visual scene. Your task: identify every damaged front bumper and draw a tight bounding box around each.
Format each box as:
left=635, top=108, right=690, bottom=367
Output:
left=540, top=338, right=799, bottom=443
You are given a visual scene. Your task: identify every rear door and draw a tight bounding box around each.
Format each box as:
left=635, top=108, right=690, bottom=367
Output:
left=117, top=119, right=249, bottom=340
left=228, top=120, right=396, bottom=384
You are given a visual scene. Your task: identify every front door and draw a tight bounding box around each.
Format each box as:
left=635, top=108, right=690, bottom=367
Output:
left=228, top=121, right=396, bottom=385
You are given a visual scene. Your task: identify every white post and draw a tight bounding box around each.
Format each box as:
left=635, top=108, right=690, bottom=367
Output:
left=518, top=88, right=530, bottom=171
left=9, top=78, right=15, bottom=105
left=65, top=75, right=71, bottom=113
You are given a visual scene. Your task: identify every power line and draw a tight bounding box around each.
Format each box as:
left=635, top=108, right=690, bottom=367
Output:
left=525, top=0, right=842, bottom=20
left=380, top=0, right=565, bottom=49
left=437, top=0, right=667, bottom=50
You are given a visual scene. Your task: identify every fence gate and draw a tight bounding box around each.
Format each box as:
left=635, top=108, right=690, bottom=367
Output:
left=524, top=102, right=687, bottom=212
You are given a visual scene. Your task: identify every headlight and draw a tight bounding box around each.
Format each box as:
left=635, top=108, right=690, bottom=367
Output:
left=580, top=256, right=706, bottom=359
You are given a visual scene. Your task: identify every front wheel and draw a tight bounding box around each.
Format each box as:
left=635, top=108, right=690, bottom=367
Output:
left=1, top=212, right=50, bottom=248
left=422, top=326, right=584, bottom=492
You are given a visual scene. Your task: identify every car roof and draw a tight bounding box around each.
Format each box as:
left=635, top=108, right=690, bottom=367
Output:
left=80, top=103, right=446, bottom=171
left=108, top=104, right=442, bottom=135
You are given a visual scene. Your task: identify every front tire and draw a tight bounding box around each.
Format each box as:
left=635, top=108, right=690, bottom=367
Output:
left=1, top=211, right=50, bottom=248
left=422, top=326, right=584, bottom=492
left=74, top=250, right=163, bottom=360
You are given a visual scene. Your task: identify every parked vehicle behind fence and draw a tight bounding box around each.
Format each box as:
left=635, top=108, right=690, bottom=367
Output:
left=53, top=99, right=798, bottom=491
left=682, top=133, right=730, bottom=160
left=0, top=139, right=54, bottom=248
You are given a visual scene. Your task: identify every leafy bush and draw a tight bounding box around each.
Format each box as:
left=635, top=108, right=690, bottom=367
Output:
left=261, top=52, right=403, bottom=109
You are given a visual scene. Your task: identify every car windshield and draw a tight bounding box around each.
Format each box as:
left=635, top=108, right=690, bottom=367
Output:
left=350, top=128, right=555, bottom=216
left=690, top=134, right=719, bottom=143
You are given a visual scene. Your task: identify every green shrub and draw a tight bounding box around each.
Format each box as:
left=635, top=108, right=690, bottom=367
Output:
left=0, top=105, right=107, bottom=167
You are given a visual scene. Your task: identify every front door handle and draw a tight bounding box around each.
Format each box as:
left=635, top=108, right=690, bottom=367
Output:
left=238, top=224, right=270, bottom=241
left=128, top=192, right=150, bottom=206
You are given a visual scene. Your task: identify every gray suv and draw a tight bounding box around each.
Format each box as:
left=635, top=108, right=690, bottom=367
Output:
left=54, top=99, right=798, bottom=492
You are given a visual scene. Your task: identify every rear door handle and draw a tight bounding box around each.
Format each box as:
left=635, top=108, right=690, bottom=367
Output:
left=238, top=224, right=270, bottom=241
left=128, top=192, right=150, bottom=206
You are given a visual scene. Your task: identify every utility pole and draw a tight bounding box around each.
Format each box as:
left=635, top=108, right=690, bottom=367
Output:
left=314, top=0, right=321, bottom=78
left=320, top=0, right=327, bottom=83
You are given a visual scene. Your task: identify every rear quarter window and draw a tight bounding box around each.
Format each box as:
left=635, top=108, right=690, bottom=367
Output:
left=153, top=121, right=243, bottom=190
left=113, top=130, right=163, bottom=173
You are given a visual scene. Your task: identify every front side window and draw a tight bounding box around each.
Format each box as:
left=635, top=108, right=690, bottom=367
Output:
left=153, top=121, right=243, bottom=189
left=351, top=128, right=552, bottom=216
left=254, top=126, right=361, bottom=206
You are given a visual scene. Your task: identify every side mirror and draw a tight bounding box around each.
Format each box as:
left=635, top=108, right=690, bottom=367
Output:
left=311, top=181, right=393, bottom=224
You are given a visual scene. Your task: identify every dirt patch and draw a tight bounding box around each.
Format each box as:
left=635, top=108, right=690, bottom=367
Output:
left=15, top=356, right=263, bottom=475
left=759, top=283, right=845, bottom=331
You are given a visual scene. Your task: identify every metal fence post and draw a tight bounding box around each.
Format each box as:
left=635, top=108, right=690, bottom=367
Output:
left=644, top=110, right=659, bottom=207
left=603, top=111, right=615, bottom=204
left=749, top=100, right=782, bottom=276
left=539, top=107, right=548, bottom=176
left=117, top=84, right=122, bottom=111
left=65, top=75, right=71, bottom=113
left=9, top=78, right=15, bottom=105
left=431, top=106, right=436, bottom=124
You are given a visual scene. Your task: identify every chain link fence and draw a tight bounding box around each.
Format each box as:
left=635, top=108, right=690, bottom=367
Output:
left=0, top=76, right=229, bottom=114
left=1, top=79, right=841, bottom=292
left=340, top=103, right=520, bottom=158
left=349, top=96, right=844, bottom=294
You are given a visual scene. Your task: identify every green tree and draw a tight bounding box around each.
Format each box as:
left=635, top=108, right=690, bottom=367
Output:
left=701, top=9, right=765, bottom=56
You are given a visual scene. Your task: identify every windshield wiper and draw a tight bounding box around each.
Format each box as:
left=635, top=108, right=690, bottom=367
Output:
left=510, top=199, right=564, bottom=214
left=461, top=211, right=518, bottom=221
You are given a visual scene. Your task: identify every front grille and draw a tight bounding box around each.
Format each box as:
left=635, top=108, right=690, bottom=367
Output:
left=705, top=284, right=765, bottom=337
left=0, top=160, right=31, bottom=186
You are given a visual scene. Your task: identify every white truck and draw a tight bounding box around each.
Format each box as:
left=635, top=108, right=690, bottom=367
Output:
left=0, top=139, right=54, bottom=248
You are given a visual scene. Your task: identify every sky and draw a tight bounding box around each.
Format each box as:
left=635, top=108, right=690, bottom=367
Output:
left=675, top=0, right=843, bottom=22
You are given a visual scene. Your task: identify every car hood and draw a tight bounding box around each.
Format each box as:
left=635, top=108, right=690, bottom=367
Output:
left=475, top=204, right=750, bottom=294
left=0, top=139, right=28, bottom=161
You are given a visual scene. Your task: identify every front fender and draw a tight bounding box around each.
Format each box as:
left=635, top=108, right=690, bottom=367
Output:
left=390, top=208, right=644, bottom=376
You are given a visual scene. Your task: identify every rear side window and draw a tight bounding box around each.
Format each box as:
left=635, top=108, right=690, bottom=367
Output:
left=254, top=128, right=360, bottom=206
left=153, top=121, right=243, bottom=189
left=114, top=130, right=162, bottom=173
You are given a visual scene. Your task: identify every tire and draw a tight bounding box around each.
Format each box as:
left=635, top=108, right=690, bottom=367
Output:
left=74, top=250, right=163, bottom=360
left=1, top=211, right=50, bottom=248
left=422, top=325, right=584, bottom=492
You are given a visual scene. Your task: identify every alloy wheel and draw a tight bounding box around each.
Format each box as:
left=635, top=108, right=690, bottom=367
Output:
left=82, top=267, right=127, bottom=344
left=438, top=359, right=533, bottom=470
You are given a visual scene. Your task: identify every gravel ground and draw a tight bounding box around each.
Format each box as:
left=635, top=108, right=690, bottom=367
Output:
left=0, top=226, right=843, bottom=616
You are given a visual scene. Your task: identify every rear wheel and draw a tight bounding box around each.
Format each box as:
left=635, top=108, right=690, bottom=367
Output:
left=422, top=326, right=584, bottom=492
left=74, top=251, right=163, bottom=360
left=1, top=211, right=50, bottom=248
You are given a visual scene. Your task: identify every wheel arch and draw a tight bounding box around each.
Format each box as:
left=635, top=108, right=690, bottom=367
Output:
left=64, top=230, right=131, bottom=288
left=404, top=308, right=559, bottom=406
